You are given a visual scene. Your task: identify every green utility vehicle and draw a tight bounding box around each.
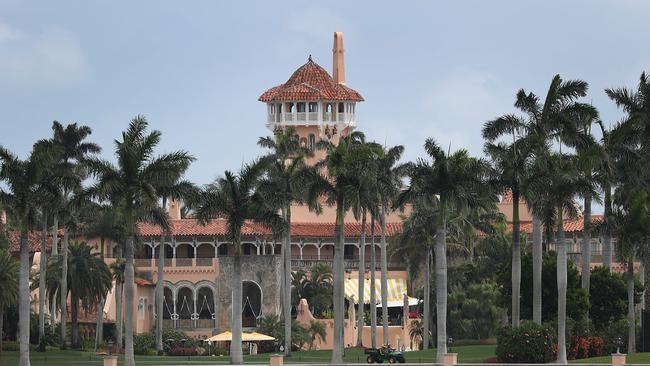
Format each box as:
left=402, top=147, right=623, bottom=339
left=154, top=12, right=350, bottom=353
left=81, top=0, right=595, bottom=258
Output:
left=364, top=346, right=406, bottom=363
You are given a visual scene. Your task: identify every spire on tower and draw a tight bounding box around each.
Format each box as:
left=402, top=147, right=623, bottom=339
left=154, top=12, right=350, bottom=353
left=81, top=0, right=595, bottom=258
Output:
left=332, top=32, right=345, bottom=85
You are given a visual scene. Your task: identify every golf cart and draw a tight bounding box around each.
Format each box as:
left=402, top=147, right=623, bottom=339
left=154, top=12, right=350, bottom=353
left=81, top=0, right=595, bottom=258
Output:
left=364, top=345, right=405, bottom=363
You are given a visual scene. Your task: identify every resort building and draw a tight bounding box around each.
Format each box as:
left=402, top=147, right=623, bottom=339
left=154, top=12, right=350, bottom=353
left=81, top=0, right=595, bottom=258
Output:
left=9, top=32, right=633, bottom=350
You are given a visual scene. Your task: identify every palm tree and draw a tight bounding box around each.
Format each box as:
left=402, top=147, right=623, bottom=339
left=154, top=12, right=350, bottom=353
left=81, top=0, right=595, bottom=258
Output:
left=82, top=204, right=127, bottom=351
left=398, top=139, right=494, bottom=362
left=528, top=153, right=597, bottom=364
left=408, top=319, right=424, bottom=350
left=258, top=127, right=315, bottom=356
left=0, top=249, right=19, bottom=354
left=110, top=257, right=126, bottom=347
left=41, top=121, right=100, bottom=349
left=195, top=160, right=285, bottom=365
left=307, top=320, right=326, bottom=350
left=374, top=144, right=407, bottom=344
left=393, top=204, right=437, bottom=350
left=85, top=116, right=182, bottom=366
left=369, top=215, right=378, bottom=349
left=480, top=139, right=531, bottom=327
left=0, top=147, right=44, bottom=366
left=153, top=168, right=195, bottom=355
left=45, top=241, right=112, bottom=348
left=306, top=131, right=380, bottom=363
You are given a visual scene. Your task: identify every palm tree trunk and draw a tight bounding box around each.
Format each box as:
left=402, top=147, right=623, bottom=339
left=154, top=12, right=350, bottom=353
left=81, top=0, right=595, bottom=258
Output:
left=627, top=257, right=636, bottom=354
left=115, top=246, right=123, bottom=348
left=50, top=216, right=58, bottom=328
left=370, top=216, right=377, bottom=349
left=331, top=195, right=345, bottom=364
left=94, top=296, right=105, bottom=352
left=124, top=234, right=136, bottom=366
left=356, top=209, right=367, bottom=347
left=0, top=304, right=4, bottom=354
left=435, top=200, right=448, bottom=363
left=155, top=228, right=166, bottom=354
left=556, top=209, right=568, bottom=364
left=603, top=185, right=613, bottom=269
left=581, top=195, right=592, bottom=294
left=71, top=294, right=79, bottom=348
left=380, top=203, right=389, bottom=344
left=19, top=232, right=31, bottom=366
left=230, top=254, right=244, bottom=364
left=422, top=248, right=431, bottom=350
left=511, top=189, right=521, bottom=328
left=283, top=205, right=292, bottom=356
left=95, top=238, right=106, bottom=353
left=60, top=228, right=69, bottom=350
left=532, top=215, right=543, bottom=324
left=38, top=213, right=48, bottom=349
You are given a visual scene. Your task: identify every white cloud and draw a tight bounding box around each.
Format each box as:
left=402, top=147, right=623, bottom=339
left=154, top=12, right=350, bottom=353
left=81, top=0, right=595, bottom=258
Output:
left=418, top=69, right=515, bottom=157
left=0, top=20, right=88, bottom=92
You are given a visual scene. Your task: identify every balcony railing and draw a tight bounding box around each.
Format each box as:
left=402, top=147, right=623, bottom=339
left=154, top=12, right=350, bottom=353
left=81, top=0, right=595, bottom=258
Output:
left=176, top=258, right=193, bottom=267
left=196, top=257, right=214, bottom=266
left=267, top=112, right=356, bottom=125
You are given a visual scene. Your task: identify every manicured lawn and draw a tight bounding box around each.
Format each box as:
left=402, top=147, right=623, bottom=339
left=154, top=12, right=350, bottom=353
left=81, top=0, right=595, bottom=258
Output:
left=0, top=345, right=496, bottom=365
left=571, top=352, right=650, bottom=364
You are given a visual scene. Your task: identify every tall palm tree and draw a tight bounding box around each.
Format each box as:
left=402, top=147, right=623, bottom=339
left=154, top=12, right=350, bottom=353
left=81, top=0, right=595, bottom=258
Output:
left=85, top=116, right=182, bottom=366
left=258, top=126, right=315, bottom=356
left=369, top=215, right=378, bottom=348
left=398, top=139, right=494, bottom=362
left=0, top=146, right=44, bottom=366
left=0, top=249, right=19, bottom=354
left=492, top=75, right=596, bottom=325
left=374, top=144, right=407, bottom=343
left=195, top=160, right=285, bottom=365
left=306, top=131, right=380, bottom=363
left=41, top=121, right=100, bottom=349
left=528, top=153, right=597, bottom=364
left=82, top=204, right=127, bottom=351
left=153, top=168, right=195, bottom=354
left=45, top=241, right=112, bottom=348
left=480, top=139, right=531, bottom=327
left=393, top=204, right=438, bottom=350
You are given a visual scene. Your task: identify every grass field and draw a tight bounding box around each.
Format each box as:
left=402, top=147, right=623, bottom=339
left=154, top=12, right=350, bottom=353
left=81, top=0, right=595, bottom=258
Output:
left=0, top=345, right=495, bottom=365
left=3, top=346, right=649, bottom=365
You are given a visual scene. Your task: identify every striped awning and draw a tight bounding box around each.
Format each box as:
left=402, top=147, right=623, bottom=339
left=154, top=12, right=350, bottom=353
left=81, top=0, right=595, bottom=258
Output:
left=344, top=278, right=418, bottom=307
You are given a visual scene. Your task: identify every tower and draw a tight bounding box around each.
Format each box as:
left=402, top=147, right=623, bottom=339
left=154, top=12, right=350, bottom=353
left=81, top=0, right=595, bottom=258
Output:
left=258, top=32, right=364, bottom=160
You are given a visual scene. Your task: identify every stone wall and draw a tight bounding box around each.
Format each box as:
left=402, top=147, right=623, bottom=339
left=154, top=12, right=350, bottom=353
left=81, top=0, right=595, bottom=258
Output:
left=216, top=255, right=282, bottom=330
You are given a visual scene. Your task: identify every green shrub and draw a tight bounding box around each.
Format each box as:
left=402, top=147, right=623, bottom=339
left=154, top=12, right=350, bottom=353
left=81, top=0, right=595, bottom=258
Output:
left=597, top=318, right=629, bottom=354
left=133, top=333, right=155, bottom=355
left=496, top=322, right=554, bottom=363
left=2, top=341, right=20, bottom=351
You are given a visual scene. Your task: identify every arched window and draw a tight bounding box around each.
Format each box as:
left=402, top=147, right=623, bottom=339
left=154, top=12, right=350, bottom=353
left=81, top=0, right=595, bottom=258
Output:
left=338, top=102, right=345, bottom=113
left=308, top=102, right=318, bottom=112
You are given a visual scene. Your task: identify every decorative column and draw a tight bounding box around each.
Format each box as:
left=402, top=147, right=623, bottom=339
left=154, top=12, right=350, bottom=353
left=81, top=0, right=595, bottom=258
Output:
left=191, top=294, right=198, bottom=329
left=171, top=295, right=178, bottom=329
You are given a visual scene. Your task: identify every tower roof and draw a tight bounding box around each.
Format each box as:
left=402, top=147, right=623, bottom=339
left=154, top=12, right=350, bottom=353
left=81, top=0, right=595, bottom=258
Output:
left=258, top=58, right=364, bottom=102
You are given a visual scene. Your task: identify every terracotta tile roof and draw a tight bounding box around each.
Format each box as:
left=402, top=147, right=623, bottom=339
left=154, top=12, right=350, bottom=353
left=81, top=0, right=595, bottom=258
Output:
left=138, top=219, right=401, bottom=239
left=7, top=231, right=55, bottom=254
left=513, top=215, right=604, bottom=234
left=259, top=59, right=364, bottom=102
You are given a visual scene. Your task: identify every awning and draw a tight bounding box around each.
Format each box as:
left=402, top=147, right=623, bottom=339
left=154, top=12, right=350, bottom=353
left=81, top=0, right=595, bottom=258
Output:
left=205, top=331, right=275, bottom=342
left=344, top=278, right=418, bottom=307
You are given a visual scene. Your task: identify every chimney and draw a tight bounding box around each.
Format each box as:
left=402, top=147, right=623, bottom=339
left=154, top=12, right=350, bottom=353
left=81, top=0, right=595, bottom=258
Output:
left=168, top=199, right=182, bottom=220
left=332, top=32, right=345, bottom=85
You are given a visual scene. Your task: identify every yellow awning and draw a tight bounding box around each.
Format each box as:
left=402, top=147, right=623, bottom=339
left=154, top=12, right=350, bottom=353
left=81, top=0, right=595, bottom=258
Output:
left=205, top=331, right=275, bottom=342
left=344, top=278, right=417, bottom=307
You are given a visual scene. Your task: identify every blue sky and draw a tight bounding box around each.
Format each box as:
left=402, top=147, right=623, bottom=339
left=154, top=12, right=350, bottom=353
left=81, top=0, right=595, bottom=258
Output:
left=1, top=1, right=649, bottom=213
